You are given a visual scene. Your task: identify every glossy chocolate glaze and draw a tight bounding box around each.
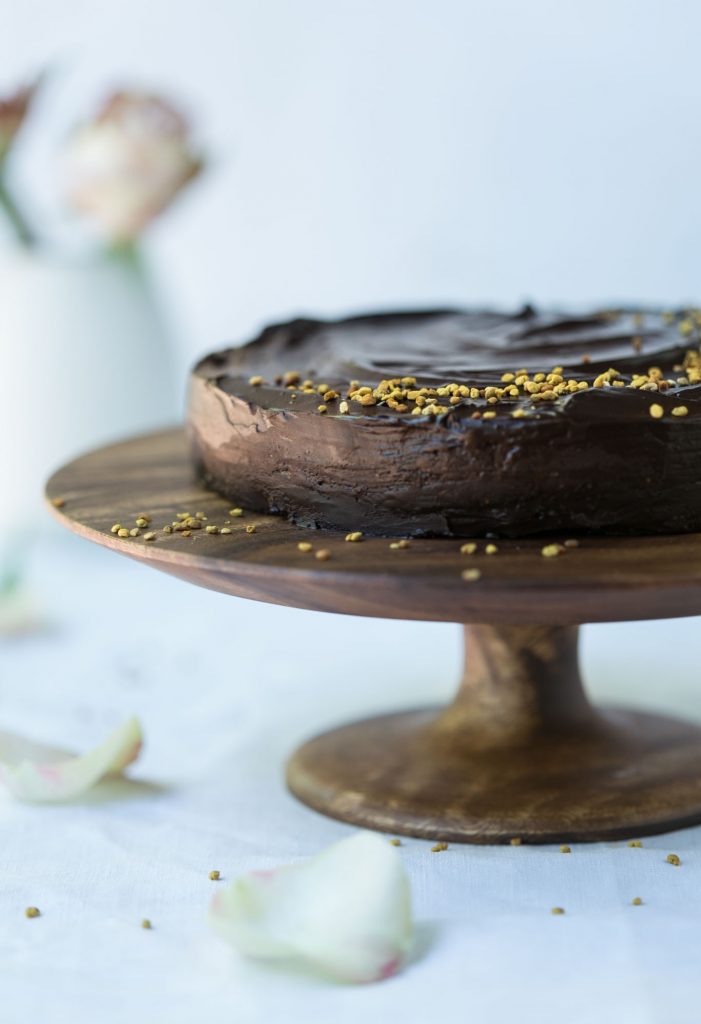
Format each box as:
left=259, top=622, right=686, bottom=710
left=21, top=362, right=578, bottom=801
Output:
left=188, top=308, right=701, bottom=537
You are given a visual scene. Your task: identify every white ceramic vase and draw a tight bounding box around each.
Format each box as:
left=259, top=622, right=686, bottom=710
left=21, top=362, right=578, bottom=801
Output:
left=0, top=248, right=180, bottom=532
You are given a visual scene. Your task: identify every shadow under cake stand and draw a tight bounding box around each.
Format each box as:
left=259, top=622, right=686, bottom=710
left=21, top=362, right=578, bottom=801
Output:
left=47, top=428, right=701, bottom=844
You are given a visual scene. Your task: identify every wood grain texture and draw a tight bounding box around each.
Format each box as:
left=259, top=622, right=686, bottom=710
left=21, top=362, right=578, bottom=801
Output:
left=45, top=428, right=701, bottom=625
left=288, top=624, right=701, bottom=843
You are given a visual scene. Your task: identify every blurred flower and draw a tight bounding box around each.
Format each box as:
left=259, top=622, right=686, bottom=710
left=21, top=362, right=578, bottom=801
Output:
left=65, top=91, right=203, bottom=244
left=209, top=832, right=413, bottom=983
left=0, top=716, right=143, bottom=801
left=0, top=78, right=39, bottom=165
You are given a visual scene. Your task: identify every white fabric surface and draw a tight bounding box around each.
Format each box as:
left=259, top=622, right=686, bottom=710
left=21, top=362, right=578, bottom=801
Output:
left=1, top=533, right=701, bottom=1024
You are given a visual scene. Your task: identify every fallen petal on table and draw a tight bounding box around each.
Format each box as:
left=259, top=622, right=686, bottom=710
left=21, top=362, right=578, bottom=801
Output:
left=0, top=716, right=143, bottom=801
left=209, top=831, right=413, bottom=983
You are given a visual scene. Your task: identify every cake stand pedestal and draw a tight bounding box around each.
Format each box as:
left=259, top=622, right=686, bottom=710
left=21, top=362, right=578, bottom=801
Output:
left=47, top=428, right=701, bottom=844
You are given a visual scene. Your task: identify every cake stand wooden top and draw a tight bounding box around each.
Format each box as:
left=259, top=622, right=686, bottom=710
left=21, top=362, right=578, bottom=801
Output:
left=45, top=428, right=701, bottom=625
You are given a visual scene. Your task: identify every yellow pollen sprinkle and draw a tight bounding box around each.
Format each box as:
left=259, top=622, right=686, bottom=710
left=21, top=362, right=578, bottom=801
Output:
left=220, top=527, right=232, bottom=534
left=482, top=410, right=497, bottom=419
left=551, top=907, right=565, bottom=915
left=632, top=897, right=643, bottom=906
left=542, top=543, right=564, bottom=558
left=208, top=870, right=221, bottom=881
left=110, top=524, right=122, bottom=534
left=143, top=532, right=157, bottom=542
left=461, top=568, right=481, bottom=582
left=563, top=539, right=579, bottom=548
left=666, top=853, right=681, bottom=866
left=315, top=549, right=331, bottom=561
left=460, top=542, right=477, bottom=554
left=25, top=906, right=40, bottom=918
left=672, top=405, right=688, bottom=417
left=390, top=539, right=411, bottom=549
left=141, top=919, right=152, bottom=929
left=485, top=544, right=498, bottom=555
left=339, top=401, right=350, bottom=414
left=317, top=404, right=327, bottom=414
left=249, top=375, right=263, bottom=386
left=205, top=525, right=219, bottom=534
left=627, top=840, right=643, bottom=848
left=117, top=528, right=130, bottom=538
left=181, top=530, right=191, bottom=537
left=51, top=497, right=66, bottom=508
left=649, top=403, right=664, bottom=419
left=229, top=508, right=244, bottom=517
left=297, top=542, right=313, bottom=552
left=510, top=837, right=522, bottom=846
left=245, top=524, right=256, bottom=534
left=345, top=531, right=363, bottom=542
left=431, top=842, right=448, bottom=852
left=389, top=838, right=402, bottom=846
left=560, top=845, right=571, bottom=854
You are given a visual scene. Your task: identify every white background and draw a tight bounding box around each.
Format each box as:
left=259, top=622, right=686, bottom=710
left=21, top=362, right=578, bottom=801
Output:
left=3, top=0, right=701, bottom=380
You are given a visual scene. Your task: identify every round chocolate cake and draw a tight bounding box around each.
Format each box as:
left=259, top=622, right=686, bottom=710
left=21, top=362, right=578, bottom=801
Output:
left=187, top=307, right=701, bottom=537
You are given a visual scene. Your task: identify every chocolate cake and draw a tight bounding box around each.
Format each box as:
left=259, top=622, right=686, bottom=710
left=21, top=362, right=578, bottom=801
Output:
left=187, top=307, right=701, bottom=537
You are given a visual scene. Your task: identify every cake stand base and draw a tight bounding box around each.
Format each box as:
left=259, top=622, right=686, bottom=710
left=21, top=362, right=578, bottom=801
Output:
left=287, top=624, right=701, bottom=842
left=46, top=430, right=701, bottom=845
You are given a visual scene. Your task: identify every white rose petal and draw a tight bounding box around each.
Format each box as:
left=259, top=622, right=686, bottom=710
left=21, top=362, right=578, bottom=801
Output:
left=0, top=584, right=41, bottom=637
left=0, top=716, right=143, bottom=801
left=209, top=832, right=413, bottom=983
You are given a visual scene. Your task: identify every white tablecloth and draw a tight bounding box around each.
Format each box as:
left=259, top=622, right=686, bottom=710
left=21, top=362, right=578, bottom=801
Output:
left=2, top=533, right=701, bottom=1024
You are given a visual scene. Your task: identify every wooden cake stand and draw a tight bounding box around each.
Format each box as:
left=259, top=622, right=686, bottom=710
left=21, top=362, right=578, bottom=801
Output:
left=46, top=428, right=701, bottom=844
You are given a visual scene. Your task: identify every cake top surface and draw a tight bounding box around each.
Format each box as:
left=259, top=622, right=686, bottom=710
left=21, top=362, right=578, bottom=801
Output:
left=194, top=306, right=701, bottom=421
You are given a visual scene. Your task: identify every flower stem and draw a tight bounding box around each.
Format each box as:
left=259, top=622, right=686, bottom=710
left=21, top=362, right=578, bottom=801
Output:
left=0, top=173, right=35, bottom=247
left=108, top=238, right=141, bottom=269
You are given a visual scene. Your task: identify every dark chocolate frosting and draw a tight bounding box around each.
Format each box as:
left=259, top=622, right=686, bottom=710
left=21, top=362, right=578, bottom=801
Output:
left=188, top=307, right=701, bottom=537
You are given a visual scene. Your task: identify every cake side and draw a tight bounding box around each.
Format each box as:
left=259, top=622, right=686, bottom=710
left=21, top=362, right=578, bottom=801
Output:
left=187, top=307, right=701, bottom=538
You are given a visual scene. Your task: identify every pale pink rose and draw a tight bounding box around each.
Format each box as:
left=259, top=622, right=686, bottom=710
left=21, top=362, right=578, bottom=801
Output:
left=65, top=91, right=203, bottom=243
left=0, top=78, right=39, bottom=164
